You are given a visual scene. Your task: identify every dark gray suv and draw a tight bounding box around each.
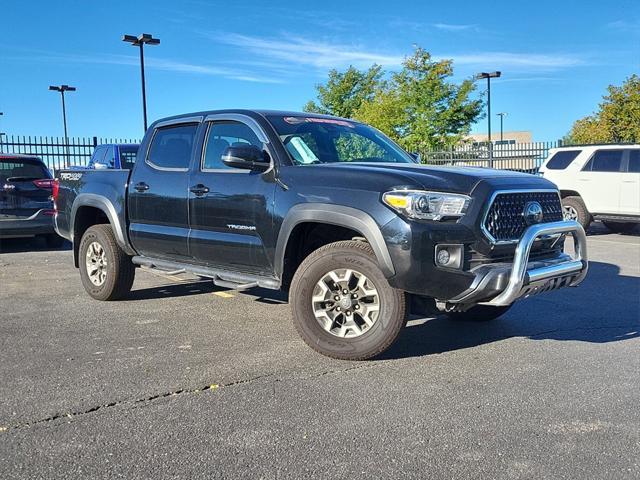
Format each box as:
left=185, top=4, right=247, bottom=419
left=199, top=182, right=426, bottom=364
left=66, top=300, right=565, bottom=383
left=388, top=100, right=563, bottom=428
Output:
left=0, top=154, right=63, bottom=247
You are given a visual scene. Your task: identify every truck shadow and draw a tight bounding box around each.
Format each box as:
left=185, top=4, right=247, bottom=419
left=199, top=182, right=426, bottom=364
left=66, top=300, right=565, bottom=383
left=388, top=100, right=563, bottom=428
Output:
left=0, top=236, right=71, bottom=253
left=379, top=260, right=639, bottom=360
left=587, top=222, right=639, bottom=237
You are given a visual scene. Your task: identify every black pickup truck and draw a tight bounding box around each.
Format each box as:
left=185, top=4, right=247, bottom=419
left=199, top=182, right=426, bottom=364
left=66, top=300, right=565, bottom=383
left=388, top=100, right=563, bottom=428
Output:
left=54, top=110, right=588, bottom=360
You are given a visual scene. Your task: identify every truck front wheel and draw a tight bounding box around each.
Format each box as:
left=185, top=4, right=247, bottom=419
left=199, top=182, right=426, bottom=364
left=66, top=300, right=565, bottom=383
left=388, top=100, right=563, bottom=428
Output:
left=290, top=241, right=406, bottom=360
left=79, top=224, right=135, bottom=301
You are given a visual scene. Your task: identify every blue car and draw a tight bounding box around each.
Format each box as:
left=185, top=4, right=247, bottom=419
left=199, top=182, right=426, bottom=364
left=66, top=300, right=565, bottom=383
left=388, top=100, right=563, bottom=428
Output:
left=77, top=144, right=140, bottom=170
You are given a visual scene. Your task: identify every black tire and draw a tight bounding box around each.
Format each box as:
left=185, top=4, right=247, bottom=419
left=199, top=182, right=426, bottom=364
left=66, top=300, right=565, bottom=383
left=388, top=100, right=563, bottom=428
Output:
left=43, top=233, right=65, bottom=248
left=79, top=224, right=135, bottom=301
left=602, top=221, right=638, bottom=234
left=446, top=304, right=512, bottom=322
left=561, top=196, right=591, bottom=231
left=290, top=240, right=406, bottom=360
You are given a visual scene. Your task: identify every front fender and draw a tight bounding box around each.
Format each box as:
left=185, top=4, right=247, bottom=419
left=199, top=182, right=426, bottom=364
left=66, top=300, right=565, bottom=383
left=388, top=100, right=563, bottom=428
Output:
left=274, top=203, right=395, bottom=278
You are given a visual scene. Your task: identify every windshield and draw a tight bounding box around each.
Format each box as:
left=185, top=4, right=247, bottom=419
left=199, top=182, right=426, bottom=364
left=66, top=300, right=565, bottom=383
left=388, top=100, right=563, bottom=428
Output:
left=266, top=115, right=415, bottom=165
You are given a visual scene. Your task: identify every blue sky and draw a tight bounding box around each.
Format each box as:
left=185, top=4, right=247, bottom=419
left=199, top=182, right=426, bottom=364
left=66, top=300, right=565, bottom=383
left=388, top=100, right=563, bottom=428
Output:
left=1, top=0, right=638, bottom=141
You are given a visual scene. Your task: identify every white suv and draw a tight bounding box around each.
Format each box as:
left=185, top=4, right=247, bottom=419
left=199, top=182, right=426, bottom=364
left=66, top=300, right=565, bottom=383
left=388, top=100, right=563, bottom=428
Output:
left=539, top=144, right=640, bottom=233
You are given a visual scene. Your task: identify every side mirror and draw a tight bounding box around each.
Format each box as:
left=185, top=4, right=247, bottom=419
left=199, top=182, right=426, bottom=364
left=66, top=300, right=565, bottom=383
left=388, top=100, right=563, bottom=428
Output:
left=410, top=152, right=421, bottom=162
left=222, top=145, right=270, bottom=172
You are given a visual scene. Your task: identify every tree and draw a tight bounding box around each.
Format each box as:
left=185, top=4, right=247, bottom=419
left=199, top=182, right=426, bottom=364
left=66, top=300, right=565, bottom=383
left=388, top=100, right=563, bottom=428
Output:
left=566, top=74, right=640, bottom=144
left=304, top=47, right=484, bottom=150
left=303, top=65, right=383, bottom=118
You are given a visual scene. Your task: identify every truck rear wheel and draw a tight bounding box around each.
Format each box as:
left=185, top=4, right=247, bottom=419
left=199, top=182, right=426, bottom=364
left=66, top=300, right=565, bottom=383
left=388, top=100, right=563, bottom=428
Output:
left=290, top=240, right=406, bottom=360
left=445, top=304, right=512, bottom=322
left=79, top=224, right=135, bottom=301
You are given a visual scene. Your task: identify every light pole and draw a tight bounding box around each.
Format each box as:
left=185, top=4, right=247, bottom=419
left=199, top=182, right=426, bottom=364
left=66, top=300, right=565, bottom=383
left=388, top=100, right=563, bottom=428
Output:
left=475, top=71, right=501, bottom=167
left=496, top=112, right=507, bottom=142
left=49, top=85, right=76, bottom=167
left=122, top=33, right=160, bottom=132
left=0, top=112, right=4, bottom=147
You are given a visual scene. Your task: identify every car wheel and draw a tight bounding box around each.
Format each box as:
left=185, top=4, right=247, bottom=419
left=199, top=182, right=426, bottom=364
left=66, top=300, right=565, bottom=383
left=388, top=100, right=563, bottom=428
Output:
left=561, top=196, right=591, bottom=231
left=602, top=221, right=638, bottom=234
left=43, top=233, right=65, bottom=248
left=290, top=240, right=406, bottom=360
left=79, top=224, right=135, bottom=301
left=445, top=304, right=512, bottom=322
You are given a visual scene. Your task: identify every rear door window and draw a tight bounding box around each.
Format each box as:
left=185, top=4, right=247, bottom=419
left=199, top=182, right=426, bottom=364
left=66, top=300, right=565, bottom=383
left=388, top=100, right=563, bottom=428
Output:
left=147, top=124, right=197, bottom=170
left=545, top=150, right=580, bottom=170
left=582, top=150, right=624, bottom=172
left=627, top=150, right=639, bottom=173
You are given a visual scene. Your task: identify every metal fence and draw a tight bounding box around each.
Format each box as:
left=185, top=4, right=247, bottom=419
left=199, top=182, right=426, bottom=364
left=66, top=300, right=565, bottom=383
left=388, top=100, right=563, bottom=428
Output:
left=418, top=141, right=560, bottom=172
left=1, top=134, right=560, bottom=173
left=0, top=135, right=140, bottom=171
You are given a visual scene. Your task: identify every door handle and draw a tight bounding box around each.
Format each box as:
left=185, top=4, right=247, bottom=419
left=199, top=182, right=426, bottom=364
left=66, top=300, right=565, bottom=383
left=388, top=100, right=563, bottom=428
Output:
left=134, top=182, right=150, bottom=192
left=190, top=184, right=210, bottom=196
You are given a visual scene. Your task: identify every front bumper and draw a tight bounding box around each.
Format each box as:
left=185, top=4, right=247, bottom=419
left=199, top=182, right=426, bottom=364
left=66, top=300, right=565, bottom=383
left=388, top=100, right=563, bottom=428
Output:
left=0, top=209, right=56, bottom=238
left=448, top=220, right=588, bottom=306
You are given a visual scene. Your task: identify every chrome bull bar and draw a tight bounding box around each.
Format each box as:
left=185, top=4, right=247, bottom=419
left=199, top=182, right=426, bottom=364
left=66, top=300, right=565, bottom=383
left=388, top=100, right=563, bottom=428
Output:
left=482, top=220, right=588, bottom=306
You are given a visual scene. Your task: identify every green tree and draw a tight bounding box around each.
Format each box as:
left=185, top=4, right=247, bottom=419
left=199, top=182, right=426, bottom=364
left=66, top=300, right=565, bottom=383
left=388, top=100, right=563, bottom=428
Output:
left=303, top=65, right=383, bottom=118
left=304, top=47, right=484, bottom=150
left=567, top=74, right=640, bottom=144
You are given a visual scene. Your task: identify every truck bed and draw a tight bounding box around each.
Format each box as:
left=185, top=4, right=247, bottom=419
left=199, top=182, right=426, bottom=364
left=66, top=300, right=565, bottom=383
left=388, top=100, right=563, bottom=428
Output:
left=54, top=169, right=131, bottom=243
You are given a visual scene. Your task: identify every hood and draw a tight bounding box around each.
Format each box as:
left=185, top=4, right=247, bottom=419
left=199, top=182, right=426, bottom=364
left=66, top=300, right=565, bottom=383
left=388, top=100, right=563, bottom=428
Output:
left=306, top=162, right=554, bottom=195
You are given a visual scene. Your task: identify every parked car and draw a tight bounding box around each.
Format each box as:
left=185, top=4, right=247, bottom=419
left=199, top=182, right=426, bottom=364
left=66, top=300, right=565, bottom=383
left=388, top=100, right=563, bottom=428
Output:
left=539, top=144, right=640, bottom=232
left=0, top=154, right=64, bottom=247
left=54, top=110, right=588, bottom=360
left=70, top=143, right=139, bottom=170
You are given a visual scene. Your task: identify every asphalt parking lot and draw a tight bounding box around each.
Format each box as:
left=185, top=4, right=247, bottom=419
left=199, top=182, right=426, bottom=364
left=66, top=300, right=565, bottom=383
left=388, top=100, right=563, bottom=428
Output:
left=0, top=225, right=639, bottom=479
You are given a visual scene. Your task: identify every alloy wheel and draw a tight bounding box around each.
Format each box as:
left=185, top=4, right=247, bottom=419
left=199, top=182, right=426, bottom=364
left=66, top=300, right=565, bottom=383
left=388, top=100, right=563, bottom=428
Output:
left=311, top=268, right=380, bottom=338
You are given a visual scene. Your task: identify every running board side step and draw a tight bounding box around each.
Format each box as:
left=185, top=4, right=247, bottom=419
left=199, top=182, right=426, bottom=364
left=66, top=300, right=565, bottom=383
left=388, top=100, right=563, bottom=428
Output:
left=131, top=256, right=280, bottom=291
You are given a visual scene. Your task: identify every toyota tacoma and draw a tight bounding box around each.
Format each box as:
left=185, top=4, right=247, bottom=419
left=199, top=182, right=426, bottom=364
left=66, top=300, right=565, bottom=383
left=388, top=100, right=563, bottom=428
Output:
left=54, top=110, right=589, bottom=360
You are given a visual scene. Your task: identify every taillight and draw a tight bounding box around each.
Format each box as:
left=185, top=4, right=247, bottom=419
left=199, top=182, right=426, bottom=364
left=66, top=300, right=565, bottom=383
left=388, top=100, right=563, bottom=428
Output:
left=33, top=178, right=54, bottom=189
left=52, top=178, right=60, bottom=200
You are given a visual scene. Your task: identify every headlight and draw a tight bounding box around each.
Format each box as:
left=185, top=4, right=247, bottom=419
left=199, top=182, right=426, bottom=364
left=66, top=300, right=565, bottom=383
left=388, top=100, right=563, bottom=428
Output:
left=382, top=190, right=471, bottom=221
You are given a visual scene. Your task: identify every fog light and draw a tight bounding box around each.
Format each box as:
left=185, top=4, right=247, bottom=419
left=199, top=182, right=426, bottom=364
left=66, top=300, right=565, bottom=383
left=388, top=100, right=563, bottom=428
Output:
left=436, top=248, right=450, bottom=266
left=434, top=244, right=464, bottom=270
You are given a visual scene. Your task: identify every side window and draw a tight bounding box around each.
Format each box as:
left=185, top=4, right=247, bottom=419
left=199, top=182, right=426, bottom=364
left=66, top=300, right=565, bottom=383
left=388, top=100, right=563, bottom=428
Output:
left=101, top=147, right=115, bottom=168
left=147, top=123, right=197, bottom=170
left=627, top=150, right=639, bottom=173
left=203, top=121, right=262, bottom=170
left=89, top=146, right=106, bottom=167
left=545, top=150, right=580, bottom=170
left=582, top=150, right=624, bottom=172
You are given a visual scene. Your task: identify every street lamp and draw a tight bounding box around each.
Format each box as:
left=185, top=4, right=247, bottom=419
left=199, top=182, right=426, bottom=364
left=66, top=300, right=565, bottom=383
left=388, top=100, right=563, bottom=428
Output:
left=496, top=112, right=507, bottom=142
left=122, top=33, right=160, bottom=132
left=475, top=71, right=501, bottom=167
left=49, top=84, right=76, bottom=166
left=0, top=112, right=5, bottom=145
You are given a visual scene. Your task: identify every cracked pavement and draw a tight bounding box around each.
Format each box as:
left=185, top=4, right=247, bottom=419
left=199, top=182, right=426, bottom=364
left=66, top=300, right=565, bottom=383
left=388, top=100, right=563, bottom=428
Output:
left=0, top=226, right=639, bottom=479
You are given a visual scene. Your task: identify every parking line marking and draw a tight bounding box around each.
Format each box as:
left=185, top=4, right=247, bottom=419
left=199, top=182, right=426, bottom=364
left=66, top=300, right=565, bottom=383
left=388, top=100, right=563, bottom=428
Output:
left=213, top=291, right=235, bottom=298
left=588, top=238, right=640, bottom=246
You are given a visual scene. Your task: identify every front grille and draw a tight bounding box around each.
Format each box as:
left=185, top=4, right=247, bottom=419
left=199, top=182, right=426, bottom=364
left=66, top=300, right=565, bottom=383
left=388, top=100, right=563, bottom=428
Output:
left=483, top=191, right=563, bottom=242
